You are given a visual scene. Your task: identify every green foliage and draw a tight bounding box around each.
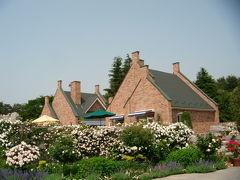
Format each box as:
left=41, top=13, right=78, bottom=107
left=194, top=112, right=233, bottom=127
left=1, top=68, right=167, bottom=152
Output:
left=152, top=140, right=171, bottom=163
left=112, top=172, right=131, bottom=180
left=75, top=157, right=117, bottom=178
left=196, top=133, right=222, bottom=160
left=85, top=173, right=101, bottom=180
left=230, top=85, right=240, bottom=130
left=166, top=146, right=201, bottom=167
left=0, top=102, right=13, bottom=114
left=121, top=125, right=154, bottom=148
left=195, top=67, right=218, bottom=100
left=217, top=75, right=240, bottom=92
left=181, top=112, right=192, bottom=128
left=215, top=160, right=227, bottom=170
left=49, top=135, right=79, bottom=164
left=104, top=55, right=131, bottom=100
left=186, top=164, right=215, bottom=173
left=216, top=89, right=234, bottom=122
left=20, top=96, right=53, bottom=121
left=42, top=174, right=62, bottom=180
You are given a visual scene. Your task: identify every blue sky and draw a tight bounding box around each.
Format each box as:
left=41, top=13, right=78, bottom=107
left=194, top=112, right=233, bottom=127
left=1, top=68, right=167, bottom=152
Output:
left=0, top=0, right=239, bottom=105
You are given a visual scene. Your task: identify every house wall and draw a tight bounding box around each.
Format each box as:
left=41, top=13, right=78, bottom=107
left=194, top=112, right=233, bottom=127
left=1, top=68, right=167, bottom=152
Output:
left=172, top=109, right=217, bottom=133
left=87, top=100, right=105, bottom=113
left=41, top=105, right=52, bottom=117
left=52, top=89, right=78, bottom=125
left=107, top=53, right=172, bottom=125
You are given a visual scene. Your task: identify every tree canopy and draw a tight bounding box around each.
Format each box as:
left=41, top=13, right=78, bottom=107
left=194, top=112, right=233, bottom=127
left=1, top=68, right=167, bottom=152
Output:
left=104, top=55, right=131, bottom=101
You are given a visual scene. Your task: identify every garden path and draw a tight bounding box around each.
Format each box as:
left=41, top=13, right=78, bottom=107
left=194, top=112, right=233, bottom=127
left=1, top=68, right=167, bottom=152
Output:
left=154, top=167, right=240, bottom=180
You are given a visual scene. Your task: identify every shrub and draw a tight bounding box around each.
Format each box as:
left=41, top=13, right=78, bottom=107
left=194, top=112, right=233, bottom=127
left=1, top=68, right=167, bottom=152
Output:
left=5, top=141, right=40, bottom=169
left=165, top=146, right=201, bottom=167
left=152, top=140, right=171, bottom=163
left=112, top=172, right=131, bottom=180
left=0, top=169, right=48, bottom=180
left=121, top=125, right=154, bottom=148
left=197, top=133, right=222, bottom=159
left=75, top=157, right=117, bottom=178
left=49, top=135, right=80, bottom=164
left=42, top=173, right=62, bottom=180
left=121, top=125, right=155, bottom=159
left=181, top=112, right=192, bottom=128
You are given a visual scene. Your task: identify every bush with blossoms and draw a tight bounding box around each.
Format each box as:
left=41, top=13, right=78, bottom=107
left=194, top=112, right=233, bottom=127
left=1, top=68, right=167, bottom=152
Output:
left=5, top=141, right=40, bottom=168
left=196, top=133, right=222, bottom=159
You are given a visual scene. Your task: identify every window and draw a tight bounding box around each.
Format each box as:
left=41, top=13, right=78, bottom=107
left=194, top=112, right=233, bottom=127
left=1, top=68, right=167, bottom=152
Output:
left=177, top=112, right=183, bottom=122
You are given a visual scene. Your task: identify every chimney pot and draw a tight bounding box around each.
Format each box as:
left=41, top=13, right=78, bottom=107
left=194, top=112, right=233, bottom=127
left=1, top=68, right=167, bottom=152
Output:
left=173, top=62, right=180, bottom=74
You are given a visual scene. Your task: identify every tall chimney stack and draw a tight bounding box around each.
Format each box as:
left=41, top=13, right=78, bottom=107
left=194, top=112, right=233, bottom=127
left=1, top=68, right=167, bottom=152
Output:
left=131, top=51, right=140, bottom=64
left=95, top=85, right=100, bottom=94
left=57, top=80, right=62, bottom=88
left=70, top=81, right=81, bottom=104
left=44, top=96, right=49, bottom=105
left=173, top=62, right=180, bottom=74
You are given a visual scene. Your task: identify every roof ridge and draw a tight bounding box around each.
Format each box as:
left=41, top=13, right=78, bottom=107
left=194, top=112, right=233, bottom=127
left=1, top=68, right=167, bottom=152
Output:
left=149, top=69, right=174, bottom=75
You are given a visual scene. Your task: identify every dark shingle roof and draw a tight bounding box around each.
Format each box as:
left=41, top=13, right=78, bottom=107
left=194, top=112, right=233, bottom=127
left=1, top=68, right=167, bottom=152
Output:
left=149, top=69, right=213, bottom=110
left=47, top=104, right=58, bottom=119
left=63, top=90, right=100, bottom=118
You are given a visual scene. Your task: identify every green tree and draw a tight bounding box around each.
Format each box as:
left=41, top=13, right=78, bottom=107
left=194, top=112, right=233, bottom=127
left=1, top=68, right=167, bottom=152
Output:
left=217, top=75, right=239, bottom=92
left=0, top=102, right=13, bottom=114
left=20, top=96, right=53, bottom=121
left=216, top=89, right=233, bottom=122
left=195, top=68, right=218, bottom=100
left=230, top=85, right=240, bottom=130
left=104, top=55, right=131, bottom=100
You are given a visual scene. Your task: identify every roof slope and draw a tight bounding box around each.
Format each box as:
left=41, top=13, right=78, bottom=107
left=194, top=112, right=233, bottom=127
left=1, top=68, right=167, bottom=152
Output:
left=149, top=69, right=213, bottom=110
left=63, top=91, right=101, bottom=117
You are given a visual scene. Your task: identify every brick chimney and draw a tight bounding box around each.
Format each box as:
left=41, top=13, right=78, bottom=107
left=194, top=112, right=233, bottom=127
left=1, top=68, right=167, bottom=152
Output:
left=57, top=80, right=62, bottom=88
left=95, top=85, right=100, bottom=94
left=70, top=81, right=81, bottom=104
left=173, top=62, right=180, bottom=74
left=44, top=96, right=49, bottom=105
left=131, top=51, right=140, bottom=64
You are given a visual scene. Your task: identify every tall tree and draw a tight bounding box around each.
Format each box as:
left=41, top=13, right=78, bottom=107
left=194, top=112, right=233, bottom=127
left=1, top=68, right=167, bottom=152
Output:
left=0, top=102, right=13, bottom=114
left=216, top=89, right=233, bottom=122
left=104, top=57, right=123, bottom=99
left=195, top=68, right=218, bottom=100
left=230, top=85, right=240, bottom=130
left=104, top=55, right=132, bottom=101
left=20, top=96, right=53, bottom=121
left=217, top=75, right=239, bottom=92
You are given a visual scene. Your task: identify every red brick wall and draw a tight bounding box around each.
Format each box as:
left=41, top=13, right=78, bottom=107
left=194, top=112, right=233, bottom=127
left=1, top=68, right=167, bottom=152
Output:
left=172, top=109, right=217, bottom=133
left=52, top=89, right=78, bottom=125
left=107, top=58, right=172, bottom=125
left=87, top=100, right=105, bottom=113
left=41, top=104, right=52, bottom=117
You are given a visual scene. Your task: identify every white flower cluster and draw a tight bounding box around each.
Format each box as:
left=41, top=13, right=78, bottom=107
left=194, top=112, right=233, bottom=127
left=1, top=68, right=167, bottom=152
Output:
left=6, top=141, right=40, bottom=167
left=223, top=122, right=239, bottom=137
left=71, top=126, right=137, bottom=159
left=143, top=122, right=193, bottom=149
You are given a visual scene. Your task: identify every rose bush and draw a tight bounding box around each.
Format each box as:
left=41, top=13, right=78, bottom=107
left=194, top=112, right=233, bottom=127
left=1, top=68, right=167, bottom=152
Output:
left=5, top=141, right=40, bottom=168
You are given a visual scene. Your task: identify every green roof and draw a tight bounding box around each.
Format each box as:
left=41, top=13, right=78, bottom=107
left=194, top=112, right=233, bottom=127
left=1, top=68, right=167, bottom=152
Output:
left=149, top=69, right=213, bottom=110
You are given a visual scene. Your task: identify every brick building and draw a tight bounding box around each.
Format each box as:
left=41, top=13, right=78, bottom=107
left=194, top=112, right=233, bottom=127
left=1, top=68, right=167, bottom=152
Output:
left=41, top=80, right=107, bottom=125
left=107, top=51, right=219, bottom=133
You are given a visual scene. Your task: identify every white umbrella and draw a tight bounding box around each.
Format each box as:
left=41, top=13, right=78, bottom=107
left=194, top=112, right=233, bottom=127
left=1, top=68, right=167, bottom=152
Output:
left=32, top=115, right=59, bottom=124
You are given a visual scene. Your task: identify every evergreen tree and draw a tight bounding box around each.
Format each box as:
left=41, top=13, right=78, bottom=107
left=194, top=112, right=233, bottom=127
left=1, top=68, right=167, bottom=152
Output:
left=230, top=85, right=240, bottom=130
left=104, top=55, right=132, bottom=101
left=217, top=75, right=239, bottom=92
left=104, top=57, right=123, bottom=99
left=195, top=68, right=218, bottom=100
left=216, top=89, right=233, bottom=122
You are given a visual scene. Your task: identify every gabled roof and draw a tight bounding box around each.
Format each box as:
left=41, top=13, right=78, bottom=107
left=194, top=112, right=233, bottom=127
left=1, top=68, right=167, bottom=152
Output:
left=47, top=104, right=58, bottom=119
left=149, top=69, right=213, bottom=110
left=63, top=91, right=104, bottom=118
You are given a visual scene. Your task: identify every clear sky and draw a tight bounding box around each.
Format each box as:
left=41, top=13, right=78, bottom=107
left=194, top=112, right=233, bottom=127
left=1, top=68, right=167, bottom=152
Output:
left=0, top=0, right=239, bottom=105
